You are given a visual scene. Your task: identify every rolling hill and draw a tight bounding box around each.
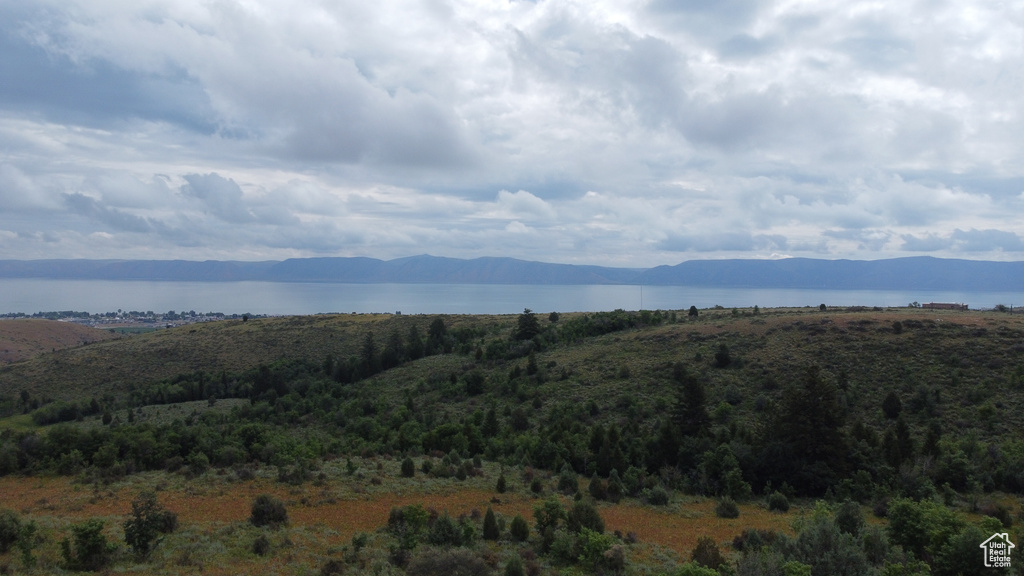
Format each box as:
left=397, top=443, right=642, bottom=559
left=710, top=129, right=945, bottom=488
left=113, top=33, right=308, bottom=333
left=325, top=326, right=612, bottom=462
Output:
left=0, top=319, right=120, bottom=364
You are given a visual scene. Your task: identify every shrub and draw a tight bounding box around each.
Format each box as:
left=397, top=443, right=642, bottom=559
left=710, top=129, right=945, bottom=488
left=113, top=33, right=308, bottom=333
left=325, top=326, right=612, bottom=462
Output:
left=533, top=496, right=564, bottom=533
left=406, top=548, right=491, bottom=576
left=556, top=464, right=578, bottom=495
left=509, top=515, right=530, bottom=542
left=588, top=473, right=607, bottom=500
left=505, top=555, right=525, bottom=576
left=577, top=528, right=614, bottom=571
left=790, top=514, right=869, bottom=576
left=566, top=500, right=605, bottom=534
left=882, top=391, right=902, bottom=419
left=834, top=500, right=864, bottom=536
left=402, top=457, right=416, bottom=478
left=691, top=536, right=726, bottom=570
left=676, top=562, right=718, bottom=576
left=731, top=528, right=780, bottom=553
left=123, top=491, right=178, bottom=556
left=715, top=498, right=740, bottom=519
left=0, top=509, right=20, bottom=554
left=645, top=485, right=670, bottom=506
left=250, top=494, right=288, bottom=528
left=606, top=469, right=625, bottom=503
left=529, top=478, right=543, bottom=494
left=61, top=518, right=116, bottom=571
left=320, top=559, right=345, bottom=575
left=767, top=491, right=790, bottom=512
left=549, top=529, right=580, bottom=564
left=483, top=507, right=499, bottom=541
left=714, top=343, right=731, bottom=368
left=252, top=534, right=271, bottom=556
left=427, top=513, right=463, bottom=547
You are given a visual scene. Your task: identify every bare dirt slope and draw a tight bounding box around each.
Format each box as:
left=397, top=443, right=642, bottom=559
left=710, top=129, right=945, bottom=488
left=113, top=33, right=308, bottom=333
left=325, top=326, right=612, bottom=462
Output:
left=0, top=318, right=120, bottom=363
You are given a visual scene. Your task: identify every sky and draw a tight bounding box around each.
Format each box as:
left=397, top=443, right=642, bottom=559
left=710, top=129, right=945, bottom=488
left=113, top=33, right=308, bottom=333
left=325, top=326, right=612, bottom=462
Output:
left=1, top=0, right=1023, bottom=267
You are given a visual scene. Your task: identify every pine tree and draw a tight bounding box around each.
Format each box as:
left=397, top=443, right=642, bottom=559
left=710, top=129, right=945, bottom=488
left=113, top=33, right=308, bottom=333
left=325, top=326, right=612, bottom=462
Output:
left=482, top=507, right=499, bottom=540
left=515, top=309, right=541, bottom=341
left=773, top=366, right=847, bottom=493
left=672, top=364, right=709, bottom=438
left=482, top=407, right=500, bottom=438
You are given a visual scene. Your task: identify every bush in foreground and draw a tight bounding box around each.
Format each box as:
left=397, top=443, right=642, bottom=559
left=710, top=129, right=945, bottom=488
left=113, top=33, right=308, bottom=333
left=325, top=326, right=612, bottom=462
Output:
left=61, top=518, right=117, bottom=572
left=715, top=498, right=740, bottom=519
left=767, top=491, right=790, bottom=512
left=123, top=491, right=178, bottom=556
left=250, top=494, right=289, bottom=528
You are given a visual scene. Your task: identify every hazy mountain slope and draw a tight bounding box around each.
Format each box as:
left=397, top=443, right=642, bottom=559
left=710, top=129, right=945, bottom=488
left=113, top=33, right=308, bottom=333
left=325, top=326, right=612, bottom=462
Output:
left=636, top=256, right=1024, bottom=290
left=2, top=255, right=1022, bottom=289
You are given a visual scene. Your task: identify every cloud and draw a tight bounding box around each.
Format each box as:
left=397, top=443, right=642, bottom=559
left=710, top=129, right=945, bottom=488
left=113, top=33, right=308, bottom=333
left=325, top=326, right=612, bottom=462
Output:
left=494, top=190, right=556, bottom=221
left=62, top=193, right=155, bottom=234
left=901, top=229, right=1024, bottom=253
left=658, top=232, right=787, bottom=253
left=0, top=1, right=1022, bottom=265
left=950, top=228, right=1024, bottom=252
left=180, top=173, right=255, bottom=224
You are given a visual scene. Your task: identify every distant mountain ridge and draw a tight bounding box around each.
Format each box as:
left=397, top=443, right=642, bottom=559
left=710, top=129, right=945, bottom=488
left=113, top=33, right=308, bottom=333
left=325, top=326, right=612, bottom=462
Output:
left=0, top=255, right=1022, bottom=291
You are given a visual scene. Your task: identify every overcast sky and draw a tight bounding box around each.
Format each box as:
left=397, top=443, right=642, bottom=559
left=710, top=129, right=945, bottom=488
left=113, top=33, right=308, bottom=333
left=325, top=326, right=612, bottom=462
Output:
left=1, top=0, right=1023, bottom=267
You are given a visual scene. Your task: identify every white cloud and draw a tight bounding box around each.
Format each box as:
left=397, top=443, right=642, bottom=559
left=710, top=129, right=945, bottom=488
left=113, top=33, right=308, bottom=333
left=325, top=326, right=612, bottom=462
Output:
left=0, top=0, right=1021, bottom=265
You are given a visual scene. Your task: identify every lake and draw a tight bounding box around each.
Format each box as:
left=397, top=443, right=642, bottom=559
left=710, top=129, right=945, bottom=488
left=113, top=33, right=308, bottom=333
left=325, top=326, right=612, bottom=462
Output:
left=1, top=278, right=1019, bottom=316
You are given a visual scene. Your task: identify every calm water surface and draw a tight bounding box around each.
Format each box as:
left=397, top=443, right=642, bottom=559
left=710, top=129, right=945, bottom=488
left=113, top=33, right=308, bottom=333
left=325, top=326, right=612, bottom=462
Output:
left=2, top=279, right=1020, bottom=316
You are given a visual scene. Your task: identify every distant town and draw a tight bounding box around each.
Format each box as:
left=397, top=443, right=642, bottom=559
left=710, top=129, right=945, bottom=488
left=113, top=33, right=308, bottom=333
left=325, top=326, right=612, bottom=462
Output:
left=0, top=310, right=265, bottom=330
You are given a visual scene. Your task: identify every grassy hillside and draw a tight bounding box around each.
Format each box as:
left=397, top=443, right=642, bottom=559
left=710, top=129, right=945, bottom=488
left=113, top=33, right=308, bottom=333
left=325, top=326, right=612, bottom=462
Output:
left=1, top=306, right=1022, bottom=575
left=0, top=319, right=120, bottom=364
left=5, top=306, right=1021, bottom=441
left=0, top=313, right=511, bottom=404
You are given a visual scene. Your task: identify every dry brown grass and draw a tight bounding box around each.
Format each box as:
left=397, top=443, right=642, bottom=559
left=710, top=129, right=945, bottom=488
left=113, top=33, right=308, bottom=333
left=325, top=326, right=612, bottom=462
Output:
left=0, top=319, right=120, bottom=364
left=0, top=474, right=797, bottom=560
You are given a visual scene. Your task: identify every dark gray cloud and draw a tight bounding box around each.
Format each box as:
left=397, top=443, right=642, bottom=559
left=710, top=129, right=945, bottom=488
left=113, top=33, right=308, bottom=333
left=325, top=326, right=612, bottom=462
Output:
left=0, top=10, right=215, bottom=132
left=62, top=193, right=155, bottom=234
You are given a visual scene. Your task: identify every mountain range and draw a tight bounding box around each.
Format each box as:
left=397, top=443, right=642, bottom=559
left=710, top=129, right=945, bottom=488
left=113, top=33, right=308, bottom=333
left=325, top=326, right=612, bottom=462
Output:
left=0, top=255, right=1022, bottom=291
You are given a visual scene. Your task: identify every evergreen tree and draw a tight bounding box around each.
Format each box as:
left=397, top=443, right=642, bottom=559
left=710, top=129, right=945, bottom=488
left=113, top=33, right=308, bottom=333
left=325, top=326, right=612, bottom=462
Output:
left=882, top=391, right=902, bottom=419
left=773, top=366, right=847, bottom=493
left=713, top=343, right=731, bottom=368
left=381, top=328, right=406, bottom=370
left=672, top=364, right=709, bottom=438
left=515, top=309, right=541, bottom=341
left=359, top=332, right=380, bottom=377
left=482, top=407, right=500, bottom=438
left=588, top=472, right=607, bottom=500
left=509, top=515, right=530, bottom=542
left=426, top=318, right=448, bottom=354
left=482, top=507, right=499, bottom=540
left=406, top=325, right=425, bottom=360
left=557, top=463, right=578, bottom=495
